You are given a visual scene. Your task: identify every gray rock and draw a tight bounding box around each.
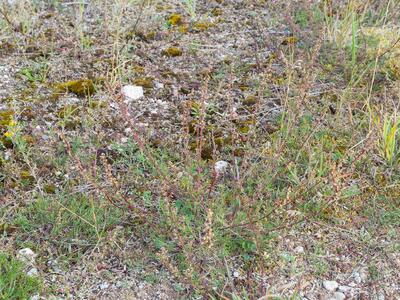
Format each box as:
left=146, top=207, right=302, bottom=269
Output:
left=323, top=280, right=339, bottom=292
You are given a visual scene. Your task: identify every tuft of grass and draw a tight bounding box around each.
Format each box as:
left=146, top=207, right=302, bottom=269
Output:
left=13, top=195, right=124, bottom=258
left=0, top=252, right=42, bottom=299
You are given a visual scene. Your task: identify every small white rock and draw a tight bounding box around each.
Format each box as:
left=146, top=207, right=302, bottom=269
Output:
left=294, top=246, right=304, bottom=254
left=65, top=97, right=80, bottom=104
left=122, top=85, right=144, bottom=102
left=338, top=285, right=352, bottom=292
left=155, top=82, right=164, bottom=89
left=100, top=282, right=109, bottom=290
left=377, top=294, right=385, bottom=300
left=233, top=271, right=239, bottom=278
left=214, top=160, right=229, bottom=175
left=30, top=295, right=40, bottom=300
left=348, top=282, right=357, bottom=287
left=27, top=267, right=39, bottom=277
left=333, top=292, right=346, bottom=300
left=353, top=272, right=362, bottom=284
left=17, top=248, right=36, bottom=264
left=323, top=280, right=339, bottom=292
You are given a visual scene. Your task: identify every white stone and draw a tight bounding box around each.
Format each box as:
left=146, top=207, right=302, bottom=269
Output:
left=333, top=292, right=346, bottom=300
left=65, top=97, right=80, bottom=104
left=17, top=248, right=36, bottom=264
left=155, top=82, right=164, bottom=89
left=27, top=267, right=39, bottom=277
left=122, top=85, right=144, bottom=102
left=377, top=294, right=385, bottom=300
left=338, top=285, right=352, bottom=292
left=233, top=271, right=239, bottom=278
left=30, top=295, right=40, bottom=300
left=214, top=160, right=229, bottom=175
left=100, top=282, right=109, bottom=290
left=353, top=272, right=362, bottom=284
left=323, top=280, right=339, bottom=292
left=294, top=246, right=304, bottom=254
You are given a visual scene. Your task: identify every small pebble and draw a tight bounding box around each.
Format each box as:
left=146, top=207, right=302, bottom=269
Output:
left=323, top=280, right=339, bottom=292
left=294, top=246, right=304, bottom=254
left=122, top=85, right=144, bottom=102
left=353, top=272, right=362, bottom=284
left=27, top=268, right=39, bottom=277
left=338, top=285, right=352, bottom=292
left=17, top=248, right=36, bottom=264
left=100, top=282, right=109, bottom=290
left=333, top=292, right=346, bottom=300
left=214, top=160, right=229, bottom=175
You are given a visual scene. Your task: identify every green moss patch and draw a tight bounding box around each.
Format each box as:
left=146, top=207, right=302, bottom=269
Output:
left=162, top=47, right=183, bottom=57
left=53, top=79, right=96, bottom=97
left=133, top=77, right=155, bottom=89
left=168, top=13, right=183, bottom=26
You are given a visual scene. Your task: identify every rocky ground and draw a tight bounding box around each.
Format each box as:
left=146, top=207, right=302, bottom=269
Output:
left=1, top=0, right=400, bottom=299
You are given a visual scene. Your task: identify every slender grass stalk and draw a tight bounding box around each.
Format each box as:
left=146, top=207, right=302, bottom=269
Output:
left=351, top=12, right=358, bottom=67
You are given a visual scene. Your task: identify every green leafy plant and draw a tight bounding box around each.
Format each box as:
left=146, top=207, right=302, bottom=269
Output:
left=19, top=61, right=49, bottom=83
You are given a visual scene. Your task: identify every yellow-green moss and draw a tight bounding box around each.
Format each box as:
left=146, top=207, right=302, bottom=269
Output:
left=22, top=135, right=35, bottom=145
left=211, top=8, right=223, bottom=16
left=162, top=47, right=183, bottom=57
left=156, top=4, right=173, bottom=11
left=193, top=22, right=212, bottom=32
left=0, top=110, right=15, bottom=148
left=236, top=119, right=255, bottom=134
left=238, top=84, right=250, bottom=91
left=178, top=24, right=189, bottom=34
left=282, top=36, right=298, bottom=45
left=20, top=170, right=35, bottom=183
left=135, top=31, right=156, bottom=42
left=53, top=79, right=95, bottom=97
left=44, top=183, right=56, bottom=194
left=242, top=95, right=258, bottom=106
left=168, top=14, right=182, bottom=26
left=133, top=77, right=154, bottom=89
left=146, top=31, right=156, bottom=40
left=89, top=101, right=107, bottom=109
left=0, top=110, right=14, bottom=129
left=132, top=64, right=145, bottom=74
